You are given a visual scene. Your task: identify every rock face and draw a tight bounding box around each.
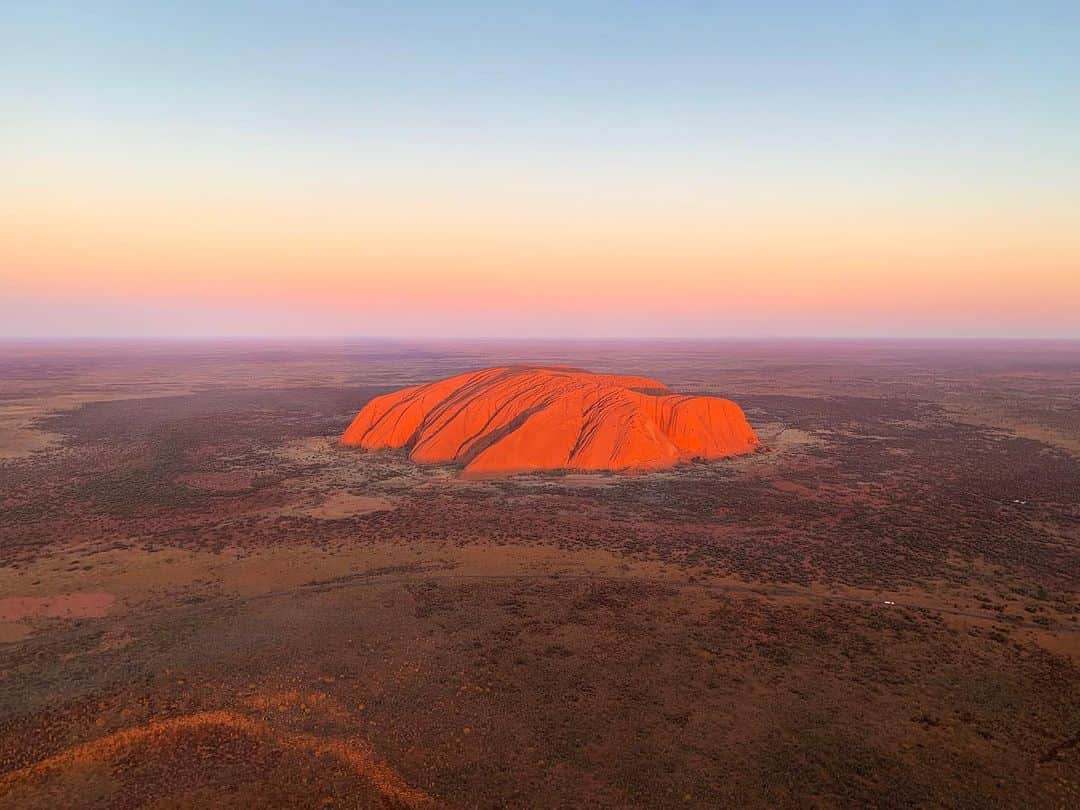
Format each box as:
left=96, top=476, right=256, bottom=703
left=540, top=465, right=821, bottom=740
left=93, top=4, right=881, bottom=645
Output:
left=341, top=366, right=758, bottom=476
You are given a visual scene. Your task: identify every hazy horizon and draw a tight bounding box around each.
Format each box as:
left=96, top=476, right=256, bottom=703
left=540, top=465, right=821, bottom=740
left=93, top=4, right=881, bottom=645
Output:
left=3, top=336, right=1079, bottom=347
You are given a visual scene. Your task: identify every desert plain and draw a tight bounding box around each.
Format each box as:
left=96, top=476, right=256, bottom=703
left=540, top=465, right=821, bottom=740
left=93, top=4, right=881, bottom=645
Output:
left=0, top=339, right=1077, bottom=808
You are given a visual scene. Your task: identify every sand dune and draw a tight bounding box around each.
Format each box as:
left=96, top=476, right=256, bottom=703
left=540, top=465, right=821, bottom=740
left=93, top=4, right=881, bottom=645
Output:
left=0, top=710, right=434, bottom=809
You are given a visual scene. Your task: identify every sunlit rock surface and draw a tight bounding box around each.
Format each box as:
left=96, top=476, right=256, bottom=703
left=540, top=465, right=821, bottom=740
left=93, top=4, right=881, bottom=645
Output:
left=341, top=366, right=758, bottom=475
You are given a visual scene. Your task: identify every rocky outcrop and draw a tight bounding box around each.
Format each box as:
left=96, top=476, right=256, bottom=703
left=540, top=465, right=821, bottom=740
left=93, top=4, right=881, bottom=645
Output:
left=341, top=366, right=758, bottom=475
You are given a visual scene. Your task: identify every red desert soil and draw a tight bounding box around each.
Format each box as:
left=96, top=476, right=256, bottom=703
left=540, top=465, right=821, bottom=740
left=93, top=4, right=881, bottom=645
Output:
left=0, top=593, right=114, bottom=621
left=341, top=366, right=759, bottom=474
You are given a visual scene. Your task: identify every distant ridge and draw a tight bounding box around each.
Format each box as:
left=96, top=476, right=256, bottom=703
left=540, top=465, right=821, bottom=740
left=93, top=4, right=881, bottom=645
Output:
left=341, top=366, right=758, bottom=475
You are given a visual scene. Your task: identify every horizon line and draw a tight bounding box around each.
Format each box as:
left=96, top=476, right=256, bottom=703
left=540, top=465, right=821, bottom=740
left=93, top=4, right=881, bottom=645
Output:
left=2, top=335, right=1079, bottom=343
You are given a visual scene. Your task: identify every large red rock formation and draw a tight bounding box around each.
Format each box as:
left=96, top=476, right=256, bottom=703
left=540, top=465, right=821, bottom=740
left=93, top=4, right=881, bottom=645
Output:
left=341, top=366, right=758, bottom=476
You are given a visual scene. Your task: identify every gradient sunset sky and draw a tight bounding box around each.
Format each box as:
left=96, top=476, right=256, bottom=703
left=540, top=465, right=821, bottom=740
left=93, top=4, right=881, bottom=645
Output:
left=4, top=2, right=1078, bottom=338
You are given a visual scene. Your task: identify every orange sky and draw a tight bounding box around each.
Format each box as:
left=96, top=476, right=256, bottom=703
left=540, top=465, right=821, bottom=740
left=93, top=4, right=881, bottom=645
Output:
left=6, top=161, right=1077, bottom=335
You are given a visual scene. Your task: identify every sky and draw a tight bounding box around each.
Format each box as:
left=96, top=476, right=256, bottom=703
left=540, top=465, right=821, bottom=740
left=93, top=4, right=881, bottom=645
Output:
left=3, top=2, right=1079, bottom=338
